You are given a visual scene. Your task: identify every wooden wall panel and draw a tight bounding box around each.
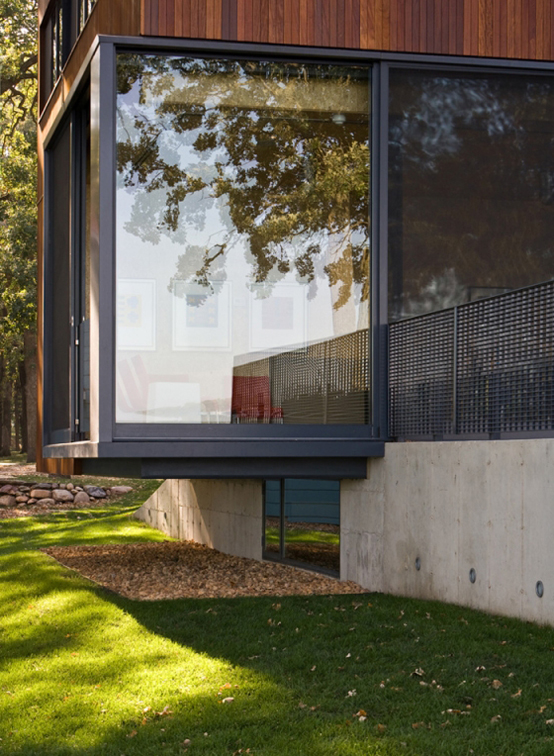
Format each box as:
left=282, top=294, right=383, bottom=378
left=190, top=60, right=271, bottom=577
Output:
left=138, top=0, right=554, bottom=62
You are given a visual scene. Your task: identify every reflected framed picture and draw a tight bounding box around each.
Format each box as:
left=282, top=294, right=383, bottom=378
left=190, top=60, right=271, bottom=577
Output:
left=116, top=278, right=156, bottom=350
left=172, top=280, right=231, bottom=350
left=249, top=283, right=307, bottom=351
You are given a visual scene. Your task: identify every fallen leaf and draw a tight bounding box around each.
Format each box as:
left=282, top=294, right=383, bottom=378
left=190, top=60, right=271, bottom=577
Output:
left=511, top=689, right=522, bottom=698
left=221, top=697, right=234, bottom=704
left=376, top=724, right=386, bottom=733
left=298, top=702, right=307, bottom=709
left=411, top=721, right=427, bottom=729
left=412, top=668, right=425, bottom=677
left=492, top=680, right=503, bottom=690
left=127, top=731, right=137, bottom=738
left=490, top=715, right=502, bottom=723
left=475, top=665, right=486, bottom=672
left=546, top=719, right=554, bottom=725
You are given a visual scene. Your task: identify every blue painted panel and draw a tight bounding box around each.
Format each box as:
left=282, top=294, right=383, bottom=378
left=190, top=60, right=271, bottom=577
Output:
left=265, top=479, right=340, bottom=525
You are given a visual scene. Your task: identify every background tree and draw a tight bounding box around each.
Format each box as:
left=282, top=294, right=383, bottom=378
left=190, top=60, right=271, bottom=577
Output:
left=0, top=0, right=38, bottom=460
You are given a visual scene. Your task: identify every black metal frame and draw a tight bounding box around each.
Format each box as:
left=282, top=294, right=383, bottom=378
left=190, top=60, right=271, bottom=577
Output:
left=41, top=34, right=554, bottom=474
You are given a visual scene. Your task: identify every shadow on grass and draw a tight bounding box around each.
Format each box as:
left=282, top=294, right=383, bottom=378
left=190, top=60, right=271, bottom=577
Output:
left=3, top=505, right=554, bottom=755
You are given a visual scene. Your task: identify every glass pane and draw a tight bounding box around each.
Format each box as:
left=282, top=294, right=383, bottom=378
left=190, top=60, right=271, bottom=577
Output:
left=283, top=480, right=340, bottom=573
left=389, top=71, right=554, bottom=322
left=48, top=120, right=72, bottom=434
left=115, top=55, right=371, bottom=425
left=264, top=480, right=281, bottom=557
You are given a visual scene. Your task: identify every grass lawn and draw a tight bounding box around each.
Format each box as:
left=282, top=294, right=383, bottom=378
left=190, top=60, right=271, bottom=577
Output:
left=2, top=485, right=554, bottom=755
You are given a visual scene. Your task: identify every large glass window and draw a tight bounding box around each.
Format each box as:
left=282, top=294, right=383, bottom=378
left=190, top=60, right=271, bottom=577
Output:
left=389, top=70, right=554, bottom=321
left=115, top=55, right=371, bottom=425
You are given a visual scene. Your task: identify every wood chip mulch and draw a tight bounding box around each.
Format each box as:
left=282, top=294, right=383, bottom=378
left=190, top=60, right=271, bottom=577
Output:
left=42, top=540, right=366, bottom=601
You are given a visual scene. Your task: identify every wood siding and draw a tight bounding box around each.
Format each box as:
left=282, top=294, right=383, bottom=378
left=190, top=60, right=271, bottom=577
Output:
left=141, top=0, right=554, bottom=61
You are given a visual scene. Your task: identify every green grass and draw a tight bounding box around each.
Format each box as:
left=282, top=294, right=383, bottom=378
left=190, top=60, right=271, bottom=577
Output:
left=2, top=489, right=554, bottom=754
left=265, top=526, right=339, bottom=546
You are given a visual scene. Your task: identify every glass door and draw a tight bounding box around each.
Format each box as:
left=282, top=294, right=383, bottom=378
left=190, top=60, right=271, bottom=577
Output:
left=263, top=479, right=340, bottom=575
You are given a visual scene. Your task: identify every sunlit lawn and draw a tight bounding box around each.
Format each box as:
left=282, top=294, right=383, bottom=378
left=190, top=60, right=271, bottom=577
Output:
left=2, top=484, right=554, bottom=755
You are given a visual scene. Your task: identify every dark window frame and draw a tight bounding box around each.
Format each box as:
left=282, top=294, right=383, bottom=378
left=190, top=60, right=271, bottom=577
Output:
left=43, top=89, right=91, bottom=447
left=42, top=36, right=554, bottom=468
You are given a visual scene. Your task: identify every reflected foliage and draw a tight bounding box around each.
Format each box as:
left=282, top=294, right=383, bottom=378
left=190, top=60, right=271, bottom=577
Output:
left=116, top=55, right=370, bottom=308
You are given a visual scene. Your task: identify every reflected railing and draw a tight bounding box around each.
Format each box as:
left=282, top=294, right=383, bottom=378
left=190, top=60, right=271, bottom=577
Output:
left=233, top=330, right=370, bottom=425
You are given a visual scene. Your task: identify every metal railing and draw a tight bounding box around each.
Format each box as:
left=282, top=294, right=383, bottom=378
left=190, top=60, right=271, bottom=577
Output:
left=389, top=280, right=554, bottom=439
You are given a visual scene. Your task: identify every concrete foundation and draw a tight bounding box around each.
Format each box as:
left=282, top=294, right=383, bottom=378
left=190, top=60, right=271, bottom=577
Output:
left=134, top=438, right=554, bottom=625
left=341, top=438, right=554, bottom=625
left=134, top=478, right=263, bottom=561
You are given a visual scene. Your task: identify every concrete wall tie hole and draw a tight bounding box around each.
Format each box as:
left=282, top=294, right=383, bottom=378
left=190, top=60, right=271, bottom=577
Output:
left=536, top=580, right=544, bottom=598
left=469, top=568, right=476, bottom=584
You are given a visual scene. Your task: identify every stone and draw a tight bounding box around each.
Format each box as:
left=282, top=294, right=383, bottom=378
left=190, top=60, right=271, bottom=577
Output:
left=59, top=483, right=66, bottom=489
left=73, top=491, right=90, bottom=505
left=27, top=499, right=36, bottom=505
left=66, top=483, right=74, bottom=490
left=0, top=495, right=16, bottom=508
left=38, top=498, right=55, bottom=506
left=53, top=489, right=74, bottom=503
left=32, top=483, right=52, bottom=491
left=83, top=485, right=107, bottom=498
left=15, top=496, right=28, bottom=503
left=19, top=487, right=30, bottom=493
left=110, top=485, right=133, bottom=495
left=75, top=486, right=83, bottom=492
left=30, top=489, right=55, bottom=499
left=0, top=484, right=16, bottom=494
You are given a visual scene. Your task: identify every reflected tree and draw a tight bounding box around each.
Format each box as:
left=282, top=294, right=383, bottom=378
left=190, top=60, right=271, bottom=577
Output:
left=116, top=55, right=370, bottom=310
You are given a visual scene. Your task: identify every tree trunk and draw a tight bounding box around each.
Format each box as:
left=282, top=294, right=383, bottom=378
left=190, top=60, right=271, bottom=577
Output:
left=18, top=359, right=27, bottom=454
left=0, top=357, right=11, bottom=456
left=23, top=331, right=37, bottom=463
left=14, top=381, right=20, bottom=451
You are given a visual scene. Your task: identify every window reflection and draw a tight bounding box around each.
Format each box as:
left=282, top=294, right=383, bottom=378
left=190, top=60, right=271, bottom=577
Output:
left=389, top=71, right=554, bottom=321
left=115, top=55, right=371, bottom=425
left=264, top=479, right=340, bottom=574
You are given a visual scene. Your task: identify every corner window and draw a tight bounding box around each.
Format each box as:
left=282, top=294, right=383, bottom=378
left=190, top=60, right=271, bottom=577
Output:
left=115, top=55, right=372, bottom=426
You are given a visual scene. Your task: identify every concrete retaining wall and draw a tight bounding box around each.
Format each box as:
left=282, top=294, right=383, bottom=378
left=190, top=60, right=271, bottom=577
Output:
left=134, top=438, right=554, bottom=625
left=341, top=438, right=554, bottom=625
left=134, top=478, right=263, bottom=561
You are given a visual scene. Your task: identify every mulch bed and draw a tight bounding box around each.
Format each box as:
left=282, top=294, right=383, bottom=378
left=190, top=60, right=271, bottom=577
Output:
left=42, top=540, right=366, bottom=601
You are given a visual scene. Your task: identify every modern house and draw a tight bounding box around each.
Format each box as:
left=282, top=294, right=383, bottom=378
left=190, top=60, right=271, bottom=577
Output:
left=38, top=0, right=554, bottom=623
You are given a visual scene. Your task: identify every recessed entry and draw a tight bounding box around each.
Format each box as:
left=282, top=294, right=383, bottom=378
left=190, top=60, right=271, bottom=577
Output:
left=263, top=479, right=340, bottom=575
